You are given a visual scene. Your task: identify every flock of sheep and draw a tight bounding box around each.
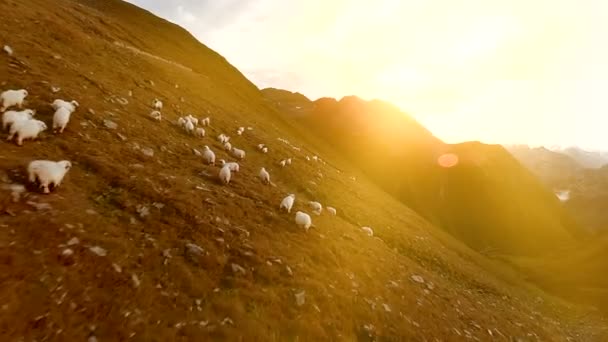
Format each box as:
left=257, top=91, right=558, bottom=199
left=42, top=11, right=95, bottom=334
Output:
left=1, top=89, right=344, bottom=232
left=1, top=88, right=74, bottom=193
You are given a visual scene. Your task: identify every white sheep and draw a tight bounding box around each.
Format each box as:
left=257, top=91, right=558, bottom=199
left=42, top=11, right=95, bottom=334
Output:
left=236, top=127, right=244, bottom=135
left=52, top=107, right=73, bottom=134
left=219, top=165, right=231, bottom=184
left=217, top=134, right=230, bottom=144
left=279, top=160, right=286, bottom=167
left=177, top=117, right=187, bottom=127
left=203, top=145, right=215, bottom=165
left=257, top=143, right=265, bottom=150
left=153, top=98, right=163, bottom=110
left=27, top=160, right=72, bottom=194
left=231, top=147, right=245, bottom=160
left=223, top=141, right=232, bottom=151
left=195, top=127, right=205, bottom=137
left=262, top=147, right=268, bottom=154
left=149, top=110, right=162, bottom=121
left=295, top=211, right=312, bottom=231
left=2, top=109, right=35, bottom=131
left=306, top=156, right=311, bottom=161
left=259, top=167, right=270, bottom=185
left=280, top=194, right=295, bottom=213
left=184, top=119, right=195, bottom=134
left=312, top=156, right=318, bottom=162
left=1, top=89, right=28, bottom=111
left=7, top=119, right=47, bottom=146
left=326, top=207, right=337, bottom=215
left=225, top=162, right=240, bottom=172
left=51, top=99, right=79, bottom=112
left=286, top=158, right=292, bottom=165
left=361, top=226, right=374, bottom=237
left=308, top=201, right=323, bottom=215
left=186, top=115, right=198, bottom=126
left=201, top=117, right=210, bottom=126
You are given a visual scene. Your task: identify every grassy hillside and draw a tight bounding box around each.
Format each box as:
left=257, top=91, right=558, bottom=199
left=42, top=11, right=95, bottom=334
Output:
left=263, top=90, right=581, bottom=255
left=0, top=0, right=606, bottom=340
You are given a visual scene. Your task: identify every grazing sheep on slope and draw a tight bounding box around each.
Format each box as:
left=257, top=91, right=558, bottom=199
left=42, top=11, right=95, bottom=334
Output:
left=280, top=194, right=295, bottom=213
left=262, top=147, right=268, bottom=153
left=153, top=98, right=163, bottom=110
left=201, top=117, right=210, bottom=126
left=28, top=160, right=71, bottom=194
left=195, top=127, right=205, bottom=137
left=326, top=207, right=337, bottom=215
left=223, top=142, right=232, bottom=151
left=184, top=119, right=195, bottom=134
left=149, top=110, right=162, bottom=121
left=2, top=109, right=34, bottom=131
left=308, top=201, right=323, bottom=215
left=225, top=162, right=240, bottom=172
left=1, top=89, right=28, bottom=111
left=295, top=211, right=312, bottom=231
left=52, top=107, right=73, bottom=134
left=231, top=147, right=245, bottom=160
left=7, top=119, right=47, bottom=146
left=219, top=165, right=231, bottom=184
left=259, top=167, right=270, bottom=185
left=51, top=99, right=79, bottom=112
left=203, top=145, right=215, bottom=165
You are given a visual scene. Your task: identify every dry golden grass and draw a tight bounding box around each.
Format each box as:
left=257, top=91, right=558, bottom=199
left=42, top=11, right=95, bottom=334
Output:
left=0, top=0, right=606, bottom=341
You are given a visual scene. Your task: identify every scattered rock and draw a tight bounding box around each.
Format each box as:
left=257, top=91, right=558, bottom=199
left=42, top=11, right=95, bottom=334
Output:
left=294, top=291, right=306, bottom=306
left=131, top=274, right=141, bottom=288
left=51, top=86, right=61, bottom=93
left=61, top=248, right=74, bottom=257
left=185, top=243, right=205, bottom=256
left=141, top=147, right=154, bottom=157
left=3, top=45, right=13, bottom=56
left=88, top=108, right=95, bottom=115
left=136, top=205, right=150, bottom=218
left=2, top=184, right=25, bottom=202
left=86, top=209, right=97, bottom=215
left=411, top=275, right=425, bottom=284
left=26, top=201, right=52, bottom=211
left=285, top=265, right=293, bottom=276
left=221, top=317, right=234, bottom=326
left=112, top=263, right=122, bottom=273
left=89, top=246, right=107, bottom=257
left=152, top=202, right=165, bottom=209
left=128, top=90, right=133, bottom=97
left=231, top=263, right=246, bottom=275
left=116, top=133, right=127, bottom=141
left=383, top=303, right=392, bottom=312
left=53, top=54, right=62, bottom=60
left=193, top=148, right=202, bottom=156
left=103, top=120, right=118, bottom=130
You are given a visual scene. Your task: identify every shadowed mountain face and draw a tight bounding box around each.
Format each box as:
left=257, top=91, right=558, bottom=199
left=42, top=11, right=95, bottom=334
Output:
left=508, top=145, right=608, bottom=232
left=264, top=89, right=581, bottom=255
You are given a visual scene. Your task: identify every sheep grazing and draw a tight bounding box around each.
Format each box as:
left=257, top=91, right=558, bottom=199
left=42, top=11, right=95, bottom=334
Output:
left=186, top=114, right=198, bottom=126
left=177, top=117, right=187, bottom=127
left=312, top=156, right=318, bottom=162
left=279, top=160, right=286, bottom=167
left=184, top=119, right=195, bottom=134
left=308, top=201, right=323, bottom=215
left=51, top=99, right=79, bottom=112
left=280, top=194, right=295, bottom=213
left=149, top=110, right=162, bottom=121
left=195, top=127, right=205, bottom=137
left=361, top=226, right=374, bottom=237
left=257, top=143, right=265, bottom=150
left=259, top=167, right=270, bottom=185
left=231, top=147, right=245, bottom=160
left=219, top=165, right=231, bottom=184
left=1, top=89, right=28, bottom=111
left=236, top=127, right=245, bottom=135
left=262, top=147, right=268, bottom=154
left=7, top=119, right=47, bottom=146
left=306, top=156, right=310, bottom=161
left=223, top=141, right=232, bottom=151
left=2, top=109, right=35, bottom=131
left=153, top=98, right=163, bottom=110
left=27, top=160, right=71, bottom=194
left=202, top=145, right=215, bottom=165
left=295, top=211, right=312, bottom=232
left=52, top=107, right=73, bottom=134
left=286, top=158, right=292, bottom=165
left=201, top=117, right=210, bottom=126
left=225, top=162, right=240, bottom=172
left=217, top=134, right=230, bottom=144
left=326, top=207, right=337, bottom=215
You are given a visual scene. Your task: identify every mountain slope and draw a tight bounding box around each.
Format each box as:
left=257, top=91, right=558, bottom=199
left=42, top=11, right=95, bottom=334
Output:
left=263, top=89, right=581, bottom=255
left=0, top=0, right=606, bottom=340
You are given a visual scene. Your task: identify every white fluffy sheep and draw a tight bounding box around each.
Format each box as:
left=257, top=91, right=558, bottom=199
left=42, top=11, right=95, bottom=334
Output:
left=217, top=134, right=230, bottom=144
left=7, top=119, right=47, bottom=146
left=52, top=107, right=73, bottom=134
left=153, top=98, right=163, bottom=110
left=203, top=145, right=215, bottom=165
left=186, top=115, right=198, bottom=126
left=2, top=109, right=35, bottom=131
left=223, top=141, right=232, bottom=151
left=308, top=201, right=323, bottom=215
left=295, top=211, right=312, bottom=231
left=177, top=117, right=187, bottom=127
left=236, top=127, right=244, bottom=135
left=231, top=147, right=245, bottom=160
left=326, top=207, right=337, bottom=215
left=280, top=194, right=295, bottom=213
left=257, top=143, right=265, bottom=150
left=201, top=117, right=210, bottom=126
left=27, top=160, right=71, bottom=194
left=279, top=160, right=286, bottom=167
left=51, top=99, right=79, bottom=112
left=259, top=167, right=270, bottom=185
left=219, top=165, right=231, bottom=184
left=361, top=226, right=374, bottom=237
left=312, top=156, right=318, bottom=162
left=184, top=119, right=195, bottom=134
left=195, top=127, right=205, bottom=137
left=286, top=158, right=292, bottom=165
left=149, top=110, right=162, bottom=121
left=1, top=89, right=28, bottom=111
left=225, top=162, right=240, bottom=172
left=262, top=147, right=268, bottom=154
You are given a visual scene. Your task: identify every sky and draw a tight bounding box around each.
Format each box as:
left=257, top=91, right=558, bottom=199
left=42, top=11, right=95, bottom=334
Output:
left=127, top=0, right=608, bottom=150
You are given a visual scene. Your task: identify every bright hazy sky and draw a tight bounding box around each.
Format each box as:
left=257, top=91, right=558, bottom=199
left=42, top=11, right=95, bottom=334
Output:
left=127, top=0, right=608, bottom=150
